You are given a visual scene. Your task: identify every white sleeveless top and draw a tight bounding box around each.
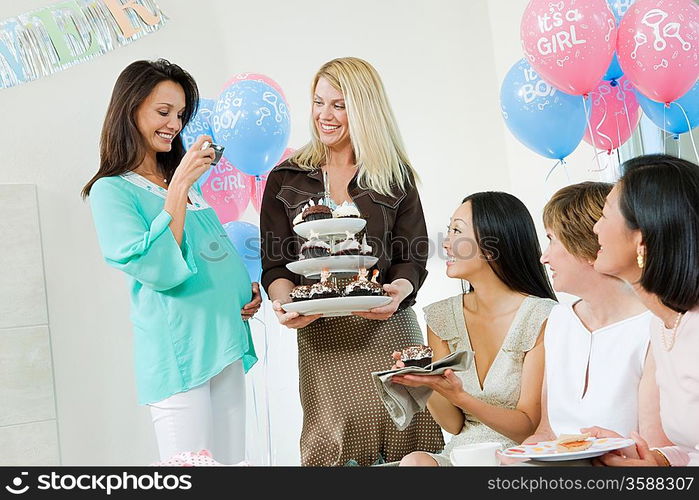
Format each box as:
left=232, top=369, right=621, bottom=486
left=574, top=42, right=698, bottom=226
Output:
left=544, top=302, right=651, bottom=437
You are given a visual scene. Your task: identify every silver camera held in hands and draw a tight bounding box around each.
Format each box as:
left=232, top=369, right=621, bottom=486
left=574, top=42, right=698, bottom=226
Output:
left=201, top=141, right=225, bottom=167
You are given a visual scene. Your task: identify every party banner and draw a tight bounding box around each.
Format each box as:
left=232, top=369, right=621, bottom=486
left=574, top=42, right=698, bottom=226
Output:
left=0, top=0, right=168, bottom=90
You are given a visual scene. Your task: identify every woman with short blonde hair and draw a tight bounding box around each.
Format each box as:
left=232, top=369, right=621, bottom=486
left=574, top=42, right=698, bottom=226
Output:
left=524, top=181, right=668, bottom=452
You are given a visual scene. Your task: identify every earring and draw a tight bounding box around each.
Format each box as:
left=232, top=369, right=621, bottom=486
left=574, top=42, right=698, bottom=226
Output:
left=637, top=252, right=644, bottom=269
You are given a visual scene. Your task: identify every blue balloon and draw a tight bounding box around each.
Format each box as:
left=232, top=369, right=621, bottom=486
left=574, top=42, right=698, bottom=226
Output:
left=181, top=98, right=216, bottom=187
left=606, top=0, right=635, bottom=23
left=603, top=53, right=624, bottom=82
left=500, top=59, right=586, bottom=160
left=181, top=98, right=215, bottom=150
left=635, top=81, right=699, bottom=135
left=602, top=1, right=635, bottom=82
left=223, top=221, right=262, bottom=283
left=211, top=80, right=290, bottom=177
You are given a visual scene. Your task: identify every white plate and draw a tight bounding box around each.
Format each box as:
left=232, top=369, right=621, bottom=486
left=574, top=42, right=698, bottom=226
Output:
left=293, top=218, right=366, bottom=239
left=282, top=296, right=392, bottom=317
left=287, top=255, right=379, bottom=278
left=501, top=437, right=635, bottom=462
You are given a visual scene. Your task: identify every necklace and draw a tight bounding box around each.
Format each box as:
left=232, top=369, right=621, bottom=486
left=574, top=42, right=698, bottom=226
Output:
left=139, top=170, right=167, bottom=185
left=661, top=311, right=684, bottom=351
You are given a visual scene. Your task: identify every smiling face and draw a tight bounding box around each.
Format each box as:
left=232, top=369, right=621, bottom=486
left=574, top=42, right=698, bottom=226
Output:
left=593, top=185, right=643, bottom=283
left=312, top=77, right=351, bottom=151
left=134, top=80, right=186, bottom=157
left=540, top=228, right=594, bottom=294
left=443, top=201, right=489, bottom=280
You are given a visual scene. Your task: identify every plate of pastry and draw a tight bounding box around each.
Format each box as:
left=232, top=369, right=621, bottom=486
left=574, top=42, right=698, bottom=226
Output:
left=501, top=433, right=635, bottom=461
left=287, top=255, right=379, bottom=278
left=282, top=268, right=391, bottom=317
left=292, top=198, right=366, bottom=239
left=282, top=295, right=392, bottom=317
left=294, top=218, right=367, bottom=239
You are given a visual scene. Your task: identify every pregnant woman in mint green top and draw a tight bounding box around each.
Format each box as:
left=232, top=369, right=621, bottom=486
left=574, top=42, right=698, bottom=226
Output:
left=82, top=59, right=259, bottom=464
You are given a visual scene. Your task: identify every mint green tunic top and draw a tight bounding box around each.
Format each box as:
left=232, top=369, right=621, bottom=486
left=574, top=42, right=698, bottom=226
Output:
left=89, top=172, right=257, bottom=405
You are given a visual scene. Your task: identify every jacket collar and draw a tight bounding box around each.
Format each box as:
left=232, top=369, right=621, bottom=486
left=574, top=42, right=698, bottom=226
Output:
left=274, top=160, right=406, bottom=208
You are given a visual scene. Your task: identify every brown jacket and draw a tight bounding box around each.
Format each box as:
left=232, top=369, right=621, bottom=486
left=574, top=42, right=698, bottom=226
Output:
left=260, top=160, right=428, bottom=309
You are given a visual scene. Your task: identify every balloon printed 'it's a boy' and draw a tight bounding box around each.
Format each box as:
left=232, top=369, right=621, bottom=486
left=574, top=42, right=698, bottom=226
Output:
left=211, top=80, right=291, bottom=178
left=500, top=58, right=586, bottom=160
left=181, top=97, right=215, bottom=151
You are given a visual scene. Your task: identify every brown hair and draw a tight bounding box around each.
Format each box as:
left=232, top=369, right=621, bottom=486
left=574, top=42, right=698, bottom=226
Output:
left=543, top=181, right=613, bottom=261
left=81, top=59, right=199, bottom=199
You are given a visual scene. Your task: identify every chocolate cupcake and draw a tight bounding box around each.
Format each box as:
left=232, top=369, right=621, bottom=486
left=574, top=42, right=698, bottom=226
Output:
left=309, top=269, right=340, bottom=300
left=400, top=345, right=433, bottom=368
left=289, top=285, right=312, bottom=302
left=345, top=268, right=385, bottom=297
left=301, top=199, right=332, bottom=222
left=333, top=232, right=361, bottom=256
left=299, top=233, right=331, bottom=260
left=331, top=201, right=361, bottom=219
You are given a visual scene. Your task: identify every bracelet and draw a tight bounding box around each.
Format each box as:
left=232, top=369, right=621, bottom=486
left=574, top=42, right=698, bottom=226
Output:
left=651, top=448, right=671, bottom=467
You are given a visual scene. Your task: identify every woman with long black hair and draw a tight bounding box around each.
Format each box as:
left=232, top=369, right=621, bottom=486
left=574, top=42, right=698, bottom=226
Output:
left=83, top=59, right=260, bottom=463
left=591, top=154, right=699, bottom=466
left=393, top=192, right=557, bottom=466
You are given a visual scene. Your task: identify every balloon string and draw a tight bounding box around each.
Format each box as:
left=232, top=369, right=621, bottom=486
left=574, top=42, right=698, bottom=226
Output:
left=620, top=86, right=634, bottom=147
left=590, top=150, right=609, bottom=172
left=672, top=101, right=699, bottom=162
left=595, top=92, right=613, bottom=152
left=663, top=104, right=668, bottom=155
left=616, top=148, right=622, bottom=179
left=545, top=159, right=563, bottom=182
left=250, top=303, right=273, bottom=465
left=582, top=96, right=604, bottom=174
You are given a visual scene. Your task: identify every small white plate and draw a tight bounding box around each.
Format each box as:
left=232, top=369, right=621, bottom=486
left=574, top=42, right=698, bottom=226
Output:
left=287, top=255, right=379, bottom=278
left=293, top=218, right=366, bottom=239
left=282, top=296, right=392, bottom=317
left=501, top=437, right=635, bottom=462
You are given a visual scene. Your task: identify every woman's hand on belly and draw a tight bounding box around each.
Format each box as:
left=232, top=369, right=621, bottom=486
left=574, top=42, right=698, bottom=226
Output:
left=240, top=282, right=262, bottom=321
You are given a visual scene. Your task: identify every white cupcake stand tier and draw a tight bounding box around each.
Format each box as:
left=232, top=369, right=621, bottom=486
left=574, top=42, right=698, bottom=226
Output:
left=282, top=217, right=391, bottom=317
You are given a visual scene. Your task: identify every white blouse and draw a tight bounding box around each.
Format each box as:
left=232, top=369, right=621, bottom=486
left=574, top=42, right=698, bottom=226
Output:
left=544, top=302, right=652, bottom=437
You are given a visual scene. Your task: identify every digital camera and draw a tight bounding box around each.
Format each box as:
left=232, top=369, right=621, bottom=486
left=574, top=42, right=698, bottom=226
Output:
left=202, top=141, right=225, bottom=167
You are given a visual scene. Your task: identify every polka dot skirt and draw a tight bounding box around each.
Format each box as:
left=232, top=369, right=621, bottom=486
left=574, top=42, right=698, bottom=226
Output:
left=297, top=307, right=444, bottom=466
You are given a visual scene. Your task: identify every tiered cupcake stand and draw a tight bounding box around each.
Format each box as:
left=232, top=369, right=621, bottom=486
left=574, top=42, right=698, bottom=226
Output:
left=282, top=217, right=392, bottom=317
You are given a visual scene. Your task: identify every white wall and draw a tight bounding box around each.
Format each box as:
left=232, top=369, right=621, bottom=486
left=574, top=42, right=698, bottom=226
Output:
left=1, top=0, right=607, bottom=465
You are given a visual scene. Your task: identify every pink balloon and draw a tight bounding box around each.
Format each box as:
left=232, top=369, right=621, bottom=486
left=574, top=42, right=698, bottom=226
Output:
left=220, top=73, right=287, bottom=100
left=617, top=0, right=699, bottom=104
left=583, top=76, right=641, bottom=151
left=249, top=147, right=295, bottom=213
left=521, top=0, right=617, bottom=95
left=201, top=157, right=251, bottom=224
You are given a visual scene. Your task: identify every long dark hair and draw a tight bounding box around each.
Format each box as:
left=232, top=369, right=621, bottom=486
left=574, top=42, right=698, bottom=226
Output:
left=463, top=191, right=556, bottom=300
left=619, top=154, right=699, bottom=312
left=81, top=59, right=199, bottom=198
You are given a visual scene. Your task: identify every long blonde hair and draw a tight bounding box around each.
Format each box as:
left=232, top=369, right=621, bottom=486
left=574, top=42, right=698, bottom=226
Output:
left=290, top=57, right=418, bottom=196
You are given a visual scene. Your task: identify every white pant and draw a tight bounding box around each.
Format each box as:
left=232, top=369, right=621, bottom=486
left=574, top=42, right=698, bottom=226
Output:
left=148, top=360, right=246, bottom=464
